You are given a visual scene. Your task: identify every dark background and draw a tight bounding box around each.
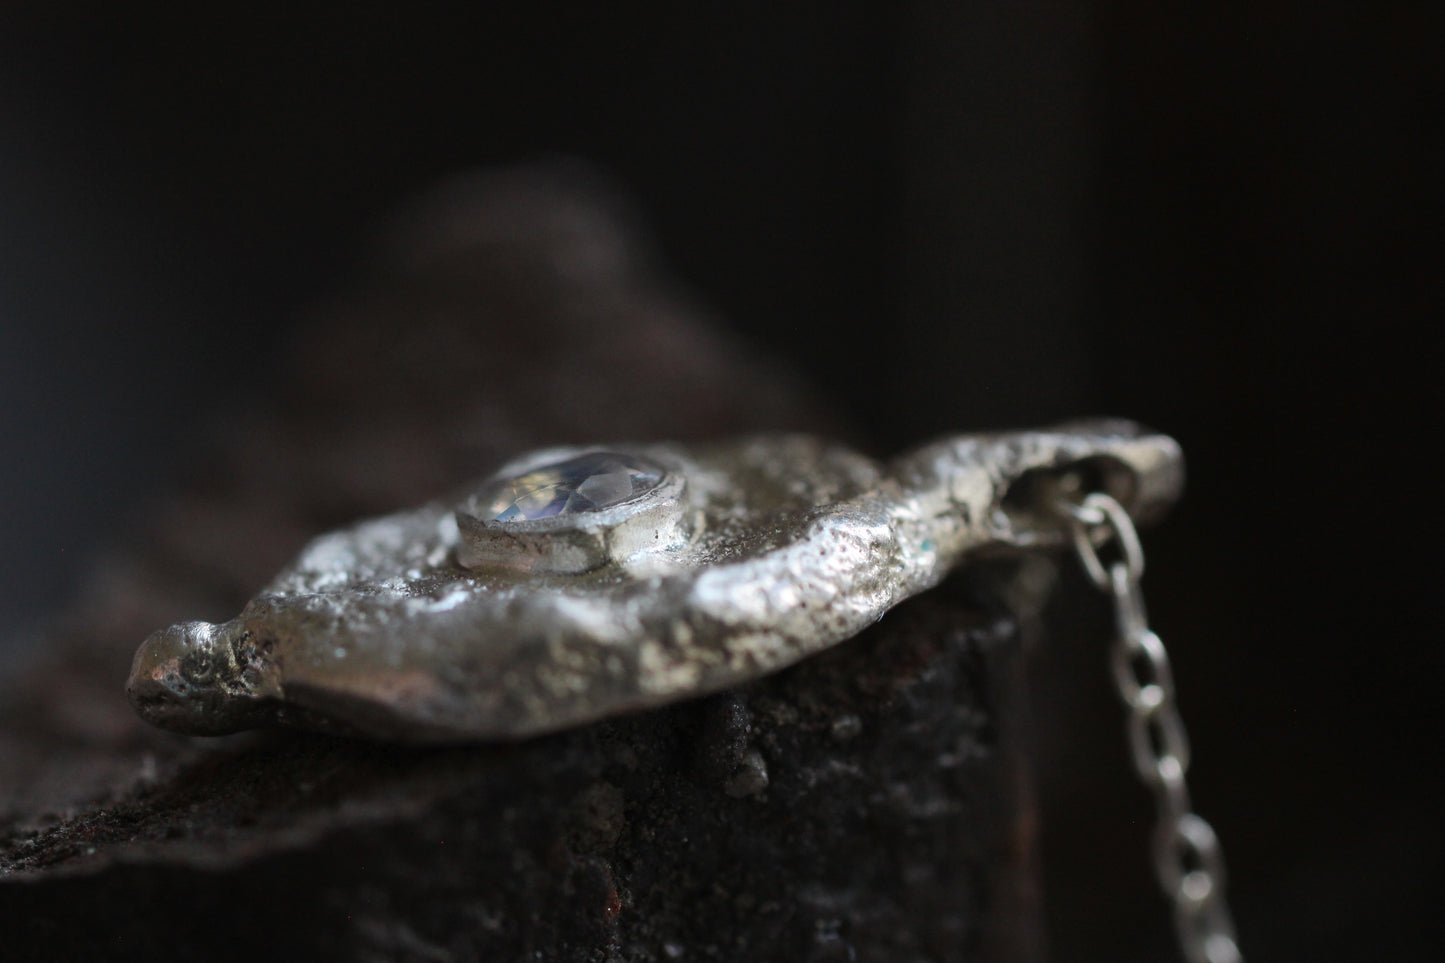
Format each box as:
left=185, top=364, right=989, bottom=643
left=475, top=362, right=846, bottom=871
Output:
left=1, top=4, right=1438, bottom=961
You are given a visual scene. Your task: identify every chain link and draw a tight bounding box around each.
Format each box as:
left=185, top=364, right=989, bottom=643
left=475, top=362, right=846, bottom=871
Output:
left=1058, top=491, right=1243, bottom=963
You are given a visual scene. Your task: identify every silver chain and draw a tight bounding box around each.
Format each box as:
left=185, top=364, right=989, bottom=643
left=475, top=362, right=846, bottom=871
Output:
left=1058, top=491, right=1243, bottom=963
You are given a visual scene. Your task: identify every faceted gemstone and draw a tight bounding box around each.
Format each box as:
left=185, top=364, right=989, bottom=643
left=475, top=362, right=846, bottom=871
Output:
left=481, top=452, right=663, bottom=522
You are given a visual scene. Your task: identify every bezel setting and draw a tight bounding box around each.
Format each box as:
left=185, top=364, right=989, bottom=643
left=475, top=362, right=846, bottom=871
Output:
left=454, top=447, right=688, bottom=574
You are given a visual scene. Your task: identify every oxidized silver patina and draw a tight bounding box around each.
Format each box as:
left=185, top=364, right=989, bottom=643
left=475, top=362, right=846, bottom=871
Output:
left=127, top=420, right=1182, bottom=743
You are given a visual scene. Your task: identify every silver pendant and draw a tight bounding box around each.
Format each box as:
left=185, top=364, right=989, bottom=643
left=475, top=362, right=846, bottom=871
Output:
left=126, top=420, right=1182, bottom=743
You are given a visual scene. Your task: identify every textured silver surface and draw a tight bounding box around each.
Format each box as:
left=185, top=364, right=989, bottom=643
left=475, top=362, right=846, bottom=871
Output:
left=127, top=420, right=1183, bottom=742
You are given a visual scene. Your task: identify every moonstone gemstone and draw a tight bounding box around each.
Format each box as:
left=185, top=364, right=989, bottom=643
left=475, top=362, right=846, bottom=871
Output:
left=481, top=452, right=663, bottom=522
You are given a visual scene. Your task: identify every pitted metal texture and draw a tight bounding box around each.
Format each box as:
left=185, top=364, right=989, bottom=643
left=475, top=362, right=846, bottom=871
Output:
left=127, top=420, right=1183, bottom=742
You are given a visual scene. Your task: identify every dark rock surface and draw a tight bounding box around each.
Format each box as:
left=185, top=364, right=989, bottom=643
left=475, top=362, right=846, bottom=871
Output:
left=2, top=592, right=1034, bottom=963
left=0, top=165, right=1041, bottom=962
